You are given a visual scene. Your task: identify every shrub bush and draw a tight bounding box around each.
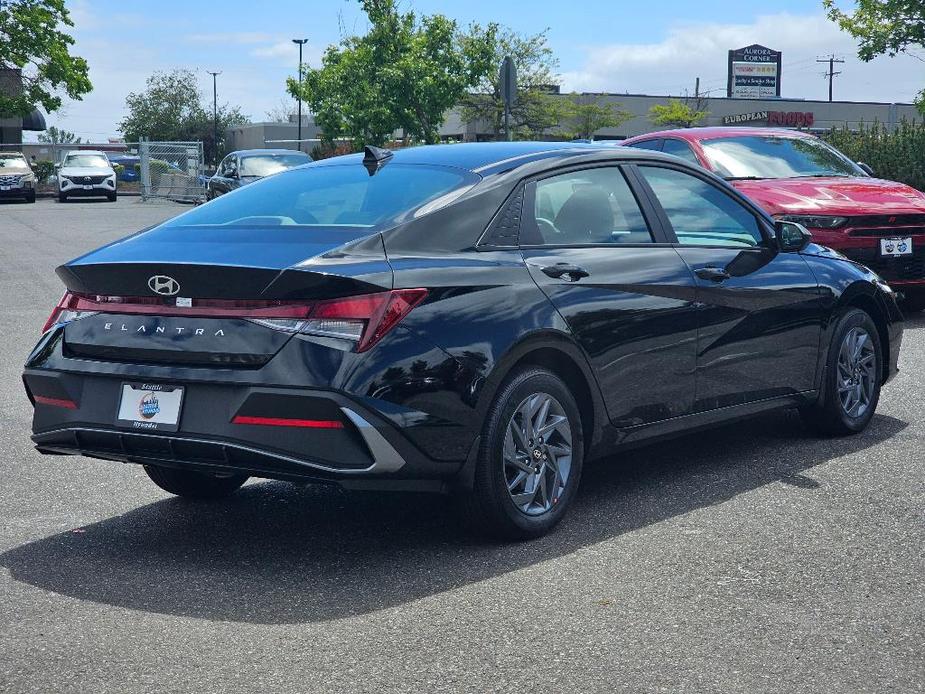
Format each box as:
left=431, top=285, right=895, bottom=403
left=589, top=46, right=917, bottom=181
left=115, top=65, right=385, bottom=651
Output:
left=32, top=160, right=55, bottom=183
left=821, top=120, right=925, bottom=192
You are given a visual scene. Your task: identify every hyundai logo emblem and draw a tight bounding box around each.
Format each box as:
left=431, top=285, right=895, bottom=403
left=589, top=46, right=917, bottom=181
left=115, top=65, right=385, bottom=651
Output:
left=148, top=275, right=180, bottom=296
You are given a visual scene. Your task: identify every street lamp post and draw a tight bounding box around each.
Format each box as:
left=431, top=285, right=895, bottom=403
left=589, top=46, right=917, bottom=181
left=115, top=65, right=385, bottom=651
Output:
left=292, top=38, right=308, bottom=152
left=207, top=71, right=221, bottom=164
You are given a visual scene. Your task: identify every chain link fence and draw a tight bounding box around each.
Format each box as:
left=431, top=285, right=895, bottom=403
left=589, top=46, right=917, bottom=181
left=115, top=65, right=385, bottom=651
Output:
left=1, top=140, right=206, bottom=202
left=138, top=140, right=205, bottom=203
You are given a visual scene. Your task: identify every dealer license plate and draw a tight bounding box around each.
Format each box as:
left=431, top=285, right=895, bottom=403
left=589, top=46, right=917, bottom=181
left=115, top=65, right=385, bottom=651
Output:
left=116, top=383, right=184, bottom=432
left=0, top=186, right=10, bottom=191
left=880, top=237, right=912, bottom=256
left=83, top=185, right=93, bottom=190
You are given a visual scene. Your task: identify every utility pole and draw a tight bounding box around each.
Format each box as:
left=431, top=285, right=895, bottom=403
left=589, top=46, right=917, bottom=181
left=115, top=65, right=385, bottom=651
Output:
left=207, top=71, right=221, bottom=164
left=695, top=77, right=700, bottom=98
left=292, top=39, right=308, bottom=151
left=816, top=55, right=845, bottom=102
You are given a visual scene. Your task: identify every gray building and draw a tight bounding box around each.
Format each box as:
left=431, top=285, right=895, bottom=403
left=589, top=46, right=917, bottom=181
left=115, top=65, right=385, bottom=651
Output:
left=226, top=92, right=920, bottom=151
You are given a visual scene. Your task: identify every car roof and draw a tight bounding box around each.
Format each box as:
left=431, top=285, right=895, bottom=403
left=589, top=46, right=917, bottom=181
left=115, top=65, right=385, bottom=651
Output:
left=628, top=126, right=816, bottom=143
left=308, top=141, right=683, bottom=176
left=64, top=149, right=107, bottom=156
left=233, top=149, right=311, bottom=157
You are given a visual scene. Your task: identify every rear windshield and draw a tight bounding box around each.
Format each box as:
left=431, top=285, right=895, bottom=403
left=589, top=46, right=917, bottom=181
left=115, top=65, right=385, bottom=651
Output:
left=701, top=136, right=864, bottom=179
left=239, top=153, right=310, bottom=177
left=164, top=163, right=478, bottom=229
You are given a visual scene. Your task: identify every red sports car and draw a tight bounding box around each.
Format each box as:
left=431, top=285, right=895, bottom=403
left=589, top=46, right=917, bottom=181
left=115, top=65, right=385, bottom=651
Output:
left=622, top=127, right=925, bottom=310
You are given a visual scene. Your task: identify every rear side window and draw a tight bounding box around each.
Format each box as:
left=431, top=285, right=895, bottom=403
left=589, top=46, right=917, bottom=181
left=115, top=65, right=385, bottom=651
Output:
left=639, top=166, right=763, bottom=247
left=529, top=167, right=652, bottom=245
left=661, top=139, right=701, bottom=167
left=164, top=163, right=477, bottom=229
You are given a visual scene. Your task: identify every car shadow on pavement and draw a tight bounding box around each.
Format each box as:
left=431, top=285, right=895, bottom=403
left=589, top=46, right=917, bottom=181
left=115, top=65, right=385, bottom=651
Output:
left=0, top=410, right=907, bottom=624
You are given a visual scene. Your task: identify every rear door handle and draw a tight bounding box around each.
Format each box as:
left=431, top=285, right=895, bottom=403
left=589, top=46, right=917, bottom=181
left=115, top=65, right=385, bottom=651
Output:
left=695, top=267, right=731, bottom=282
left=541, top=264, right=590, bottom=281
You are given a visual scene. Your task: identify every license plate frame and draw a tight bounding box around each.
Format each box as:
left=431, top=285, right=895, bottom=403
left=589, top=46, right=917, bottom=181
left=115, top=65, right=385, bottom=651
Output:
left=83, top=185, right=94, bottom=190
left=880, top=237, right=913, bottom=257
left=116, top=383, right=184, bottom=432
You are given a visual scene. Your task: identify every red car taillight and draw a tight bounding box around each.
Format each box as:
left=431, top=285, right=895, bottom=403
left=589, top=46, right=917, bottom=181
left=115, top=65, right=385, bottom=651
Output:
left=41, top=292, right=99, bottom=333
left=41, top=289, right=428, bottom=352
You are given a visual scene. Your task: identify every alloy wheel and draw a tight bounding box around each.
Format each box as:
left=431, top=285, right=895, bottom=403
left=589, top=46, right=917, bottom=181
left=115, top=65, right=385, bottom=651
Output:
left=503, top=392, right=573, bottom=516
left=837, top=326, right=876, bottom=419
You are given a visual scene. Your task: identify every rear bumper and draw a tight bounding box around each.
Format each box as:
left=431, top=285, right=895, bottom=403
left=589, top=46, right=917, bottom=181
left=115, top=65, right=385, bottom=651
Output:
left=24, top=362, right=463, bottom=484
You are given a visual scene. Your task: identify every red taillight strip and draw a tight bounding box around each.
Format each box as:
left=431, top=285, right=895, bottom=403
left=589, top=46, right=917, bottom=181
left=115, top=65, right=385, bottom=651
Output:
left=231, top=415, right=344, bottom=429
left=34, top=395, right=77, bottom=409
left=60, top=293, right=317, bottom=319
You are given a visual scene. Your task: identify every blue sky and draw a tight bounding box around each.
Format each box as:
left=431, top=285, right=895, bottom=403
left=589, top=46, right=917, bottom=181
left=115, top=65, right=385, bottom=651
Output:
left=48, top=0, right=925, bottom=141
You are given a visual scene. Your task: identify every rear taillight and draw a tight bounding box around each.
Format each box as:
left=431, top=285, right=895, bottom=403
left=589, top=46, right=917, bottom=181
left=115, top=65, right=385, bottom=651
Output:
left=41, top=289, right=428, bottom=352
left=306, top=289, right=428, bottom=352
left=42, top=292, right=98, bottom=333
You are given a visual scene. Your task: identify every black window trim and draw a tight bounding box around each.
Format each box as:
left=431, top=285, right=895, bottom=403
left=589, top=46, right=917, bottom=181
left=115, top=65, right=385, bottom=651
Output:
left=627, top=160, right=776, bottom=250
left=515, top=161, right=674, bottom=249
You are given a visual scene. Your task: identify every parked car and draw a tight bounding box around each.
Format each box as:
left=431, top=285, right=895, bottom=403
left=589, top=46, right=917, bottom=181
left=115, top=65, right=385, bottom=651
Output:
left=207, top=149, right=311, bottom=200
left=622, top=127, right=925, bottom=310
left=106, top=154, right=140, bottom=182
left=57, top=150, right=118, bottom=202
left=0, top=151, right=37, bottom=203
left=24, top=142, right=902, bottom=539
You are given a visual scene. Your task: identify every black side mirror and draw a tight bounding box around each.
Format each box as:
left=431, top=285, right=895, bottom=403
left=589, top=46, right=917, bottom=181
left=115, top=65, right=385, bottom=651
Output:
left=857, top=161, right=875, bottom=177
left=775, top=221, right=812, bottom=252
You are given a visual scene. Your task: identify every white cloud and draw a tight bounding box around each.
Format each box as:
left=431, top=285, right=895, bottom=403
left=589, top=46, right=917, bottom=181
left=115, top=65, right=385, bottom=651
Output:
left=560, top=13, right=924, bottom=104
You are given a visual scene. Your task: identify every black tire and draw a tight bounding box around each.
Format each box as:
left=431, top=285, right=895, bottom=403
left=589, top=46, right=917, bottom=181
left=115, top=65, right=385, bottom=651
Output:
left=25, top=190, right=36, bottom=203
left=143, top=465, right=248, bottom=499
left=58, top=192, right=67, bottom=203
left=107, top=192, right=117, bottom=202
left=457, top=368, right=584, bottom=540
left=801, top=308, right=882, bottom=436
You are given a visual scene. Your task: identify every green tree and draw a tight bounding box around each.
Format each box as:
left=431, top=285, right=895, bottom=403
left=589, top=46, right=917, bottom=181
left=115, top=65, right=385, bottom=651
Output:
left=37, top=125, right=81, bottom=144
left=119, top=69, right=248, bottom=163
left=649, top=98, right=709, bottom=128
left=288, top=0, right=493, bottom=147
left=823, top=0, right=925, bottom=114
left=459, top=26, right=564, bottom=139
left=562, top=94, right=633, bottom=140
left=0, top=0, right=91, bottom=117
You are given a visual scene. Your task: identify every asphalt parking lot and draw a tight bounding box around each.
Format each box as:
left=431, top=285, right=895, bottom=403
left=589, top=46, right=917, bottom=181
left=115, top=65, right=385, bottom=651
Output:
left=1, top=197, right=923, bottom=693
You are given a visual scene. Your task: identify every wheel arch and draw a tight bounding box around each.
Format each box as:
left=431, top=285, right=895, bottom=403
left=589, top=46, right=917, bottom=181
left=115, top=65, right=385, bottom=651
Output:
left=477, top=331, right=607, bottom=456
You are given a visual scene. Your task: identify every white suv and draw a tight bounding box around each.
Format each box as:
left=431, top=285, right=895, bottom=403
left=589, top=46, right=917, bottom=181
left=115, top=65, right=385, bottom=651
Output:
left=58, top=150, right=117, bottom=202
left=0, top=152, right=37, bottom=203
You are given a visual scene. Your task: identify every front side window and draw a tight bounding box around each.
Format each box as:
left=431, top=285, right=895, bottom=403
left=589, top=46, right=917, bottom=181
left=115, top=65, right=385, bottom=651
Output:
left=700, top=135, right=864, bottom=180
left=163, top=163, right=477, bottom=229
left=639, top=166, right=763, bottom=247
left=239, top=154, right=311, bottom=177
left=661, top=139, right=701, bottom=167
left=218, top=155, right=234, bottom=176
left=626, top=139, right=663, bottom=152
left=63, top=154, right=110, bottom=169
left=529, top=167, right=652, bottom=246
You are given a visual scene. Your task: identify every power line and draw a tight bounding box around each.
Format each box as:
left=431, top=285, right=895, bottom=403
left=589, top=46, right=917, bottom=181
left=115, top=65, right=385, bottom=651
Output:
left=817, top=54, right=845, bottom=102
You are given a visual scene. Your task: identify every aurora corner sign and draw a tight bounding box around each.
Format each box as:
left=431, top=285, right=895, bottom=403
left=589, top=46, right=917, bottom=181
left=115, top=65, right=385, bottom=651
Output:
left=727, top=45, right=782, bottom=99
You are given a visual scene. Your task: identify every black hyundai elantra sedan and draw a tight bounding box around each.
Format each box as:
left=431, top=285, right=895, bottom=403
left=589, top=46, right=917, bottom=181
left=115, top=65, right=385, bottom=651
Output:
left=23, top=142, right=903, bottom=539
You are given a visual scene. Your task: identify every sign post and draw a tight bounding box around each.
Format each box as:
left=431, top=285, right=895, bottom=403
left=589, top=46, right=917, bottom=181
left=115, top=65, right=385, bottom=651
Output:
left=726, top=45, right=782, bottom=99
left=500, top=56, right=517, bottom=142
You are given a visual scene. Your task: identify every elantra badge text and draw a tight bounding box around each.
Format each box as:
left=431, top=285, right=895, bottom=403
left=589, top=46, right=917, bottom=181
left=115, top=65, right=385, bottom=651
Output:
left=104, top=322, right=225, bottom=337
left=148, top=275, right=180, bottom=296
